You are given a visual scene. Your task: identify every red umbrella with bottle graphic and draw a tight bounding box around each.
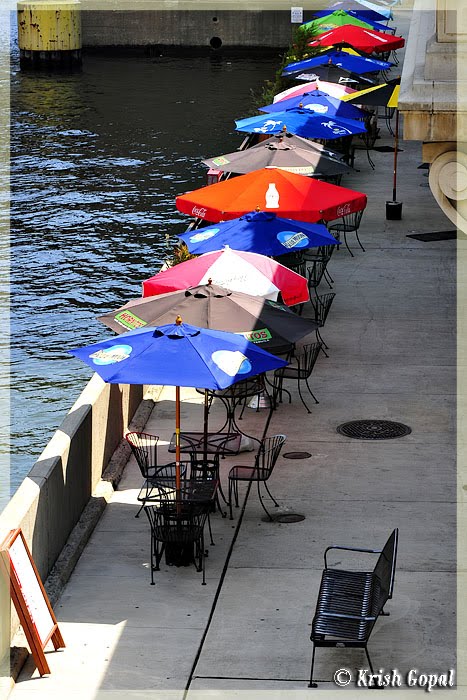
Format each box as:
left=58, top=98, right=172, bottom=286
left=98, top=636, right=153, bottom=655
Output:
left=175, top=167, right=367, bottom=224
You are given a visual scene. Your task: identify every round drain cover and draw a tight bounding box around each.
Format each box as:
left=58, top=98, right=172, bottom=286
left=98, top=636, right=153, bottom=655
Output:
left=337, top=420, right=412, bottom=440
left=284, top=451, right=311, bottom=459
left=262, top=512, right=306, bottom=523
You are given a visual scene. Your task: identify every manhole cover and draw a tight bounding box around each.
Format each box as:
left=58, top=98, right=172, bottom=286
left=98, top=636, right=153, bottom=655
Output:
left=283, top=451, right=311, bottom=459
left=336, top=420, right=412, bottom=440
left=262, top=512, right=306, bottom=523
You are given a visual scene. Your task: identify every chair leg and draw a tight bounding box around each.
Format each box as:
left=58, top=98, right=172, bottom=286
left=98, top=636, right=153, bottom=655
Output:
left=366, top=148, right=376, bottom=170
left=135, top=503, right=144, bottom=519
left=257, top=480, right=273, bottom=521
left=343, top=230, right=354, bottom=257
left=355, top=229, right=365, bottom=252
left=308, top=644, right=318, bottom=688
left=207, top=513, right=215, bottom=546
left=323, top=268, right=334, bottom=289
left=305, top=377, right=319, bottom=405
left=365, top=646, right=375, bottom=675
left=316, top=330, right=329, bottom=357
left=297, top=378, right=312, bottom=414
left=228, top=479, right=234, bottom=520
left=263, top=480, right=280, bottom=507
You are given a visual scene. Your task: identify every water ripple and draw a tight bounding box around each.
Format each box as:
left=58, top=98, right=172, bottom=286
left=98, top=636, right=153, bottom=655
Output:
left=9, top=50, right=277, bottom=495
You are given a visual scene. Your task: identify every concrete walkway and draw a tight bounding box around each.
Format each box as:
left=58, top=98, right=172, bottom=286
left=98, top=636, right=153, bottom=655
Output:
left=8, top=8, right=458, bottom=699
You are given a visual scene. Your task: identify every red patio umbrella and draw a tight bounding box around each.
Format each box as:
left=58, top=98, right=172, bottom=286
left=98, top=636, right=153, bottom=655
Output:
left=308, top=25, right=405, bottom=54
left=142, top=247, right=310, bottom=307
left=175, top=167, right=367, bottom=224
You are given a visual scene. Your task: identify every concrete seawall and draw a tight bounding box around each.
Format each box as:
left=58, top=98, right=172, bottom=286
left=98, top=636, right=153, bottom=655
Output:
left=81, top=10, right=293, bottom=49
left=0, top=375, right=150, bottom=685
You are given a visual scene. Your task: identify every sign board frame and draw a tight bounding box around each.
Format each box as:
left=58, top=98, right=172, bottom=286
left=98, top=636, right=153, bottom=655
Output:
left=0, top=528, right=65, bottom=676
left=290, top=6, right=303, bottom=23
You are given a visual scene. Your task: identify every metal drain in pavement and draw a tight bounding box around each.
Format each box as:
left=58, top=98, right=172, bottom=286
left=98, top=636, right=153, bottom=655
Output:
left=262, top=512, right=306, bottom=523
left=336, top=420, right=412, bottom=440
left=283, top=451, right=312, bottom=459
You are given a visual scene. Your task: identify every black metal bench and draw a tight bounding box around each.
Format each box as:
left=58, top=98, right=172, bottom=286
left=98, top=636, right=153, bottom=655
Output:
left=309, top=529, right=399, bottom=688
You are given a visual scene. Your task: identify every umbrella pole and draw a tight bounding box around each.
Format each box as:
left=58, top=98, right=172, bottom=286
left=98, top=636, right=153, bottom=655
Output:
left=175, top=385, right=181, bottom=491
left=392, top=109, right=399, bottom=202
left=203, top=390, right=209, bottom=463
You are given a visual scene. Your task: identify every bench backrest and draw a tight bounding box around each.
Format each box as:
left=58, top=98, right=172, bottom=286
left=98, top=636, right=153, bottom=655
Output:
left=373, top=528, right=399, bottom=606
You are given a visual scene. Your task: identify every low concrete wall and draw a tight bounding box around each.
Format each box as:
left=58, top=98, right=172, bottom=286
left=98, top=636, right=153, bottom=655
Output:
left=81, top=10, right=292, bottom=48
left=0, top=375, right=144, bottom=680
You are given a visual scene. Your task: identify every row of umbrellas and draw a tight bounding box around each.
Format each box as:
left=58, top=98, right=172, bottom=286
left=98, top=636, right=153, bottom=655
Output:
left=70, top=0, right=403, bottom=487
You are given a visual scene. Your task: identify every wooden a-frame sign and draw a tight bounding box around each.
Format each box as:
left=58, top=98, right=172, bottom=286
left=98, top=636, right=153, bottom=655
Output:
left=0, top=528, right=65, bottom=676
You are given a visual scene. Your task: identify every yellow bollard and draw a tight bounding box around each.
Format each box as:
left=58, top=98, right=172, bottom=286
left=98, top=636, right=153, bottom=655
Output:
left=17, top=1, right=81, bottom=69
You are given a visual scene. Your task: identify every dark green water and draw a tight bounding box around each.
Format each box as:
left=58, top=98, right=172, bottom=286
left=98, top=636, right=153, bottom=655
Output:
left=9, top=46, right=279, bottom=496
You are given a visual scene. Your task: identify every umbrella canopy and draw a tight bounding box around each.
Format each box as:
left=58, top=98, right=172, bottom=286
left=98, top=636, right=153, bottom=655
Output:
left=70, top=319, right=287, bottom=486
left=273, top=79, right=357, bottom=102
left=341, top=77, right=400, bottom=107
left=179, top=211, right=338, bottom=256
left=250, top=131, right=351, bottom=162
left=175, top=167, right=367, bottom=224
left=300, top=9, right=375, bottom=32
left=342, top=78, right=401, bottom=202
left=235, top=108, right=366, bottom=140
left=308, top=25, right=405, bottom=54
left=259, top=89, right=366, bottom=120
left=318, top=1, right=393, bottom=21
left=283, top=50, right=393, bottom=77
left=98, top=282, right=319, bottom=350
left=142, top=246, right=310, bottom=307
left=341, top=10, right=396, bottom=32
left=201, top=138, right=352, bottom=177
left=290, top=64, right=378, bottom=88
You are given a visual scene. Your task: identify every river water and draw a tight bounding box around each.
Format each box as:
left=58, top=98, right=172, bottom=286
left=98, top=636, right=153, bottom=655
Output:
left=8, top=41, right=279, bottom=498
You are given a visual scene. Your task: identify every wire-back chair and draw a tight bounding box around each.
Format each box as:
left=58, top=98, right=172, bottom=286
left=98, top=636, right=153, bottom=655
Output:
left=228, top=434, right=286, bottom=521
left=327, top=209, right=365, bottom=257
left=310, top=293, right=336, bottom=357
left=273, top=341, right=322, bottom=414
left=125, top=432, right=160, bottom=517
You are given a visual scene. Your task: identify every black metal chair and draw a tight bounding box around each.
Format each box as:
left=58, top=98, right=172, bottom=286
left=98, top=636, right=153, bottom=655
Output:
left=125, top=432, right=160, bottom=518
left=144, top=483, right=211, bottom=585
left=305, top=255, right=330, bottom=295
left=186, top=434, right=234, bottom=517
left=310, top=292, right=336, bottom=357
left=328, top=209, right=365, bottom=258
left=272, top=341, right=322, bottom=414
left=349, top=115, right=379, bottom=170
left=228, top=434, right=286, bottom=521
left=309, top=529, right=399, bottom=688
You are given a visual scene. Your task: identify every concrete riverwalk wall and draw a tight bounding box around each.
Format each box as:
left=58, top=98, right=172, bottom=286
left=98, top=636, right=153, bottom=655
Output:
left=80, top=10, right=292, bottom=49
left=0, top=376, right=150, bottom=682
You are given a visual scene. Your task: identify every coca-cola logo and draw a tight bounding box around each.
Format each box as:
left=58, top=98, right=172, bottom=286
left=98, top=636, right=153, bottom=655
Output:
left=192, top=206, right=207, bottom=218
left=336, top=203, right=352, bottom=217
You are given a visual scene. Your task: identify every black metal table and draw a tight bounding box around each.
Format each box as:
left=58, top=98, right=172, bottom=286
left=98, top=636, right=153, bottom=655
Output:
left=204, top=376, right=273, bottom=446
left=168, top=431, right=242, bottom=457
left=143, top=476, right=219, bottom=567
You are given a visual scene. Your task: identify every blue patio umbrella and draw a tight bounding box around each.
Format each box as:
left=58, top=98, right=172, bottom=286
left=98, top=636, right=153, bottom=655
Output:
left=282, top=50, right=392, bottom=77
left=179, top=211, right=339, bottom=256
left=344, top=10, right=394, bottom=32
left=312, top=1, right=392, bottom=21
left=259, top=90, right=366, bottom=120
left=235, top=107, right=367, bottom=140
left=70, top=319, right=287, bottom=486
